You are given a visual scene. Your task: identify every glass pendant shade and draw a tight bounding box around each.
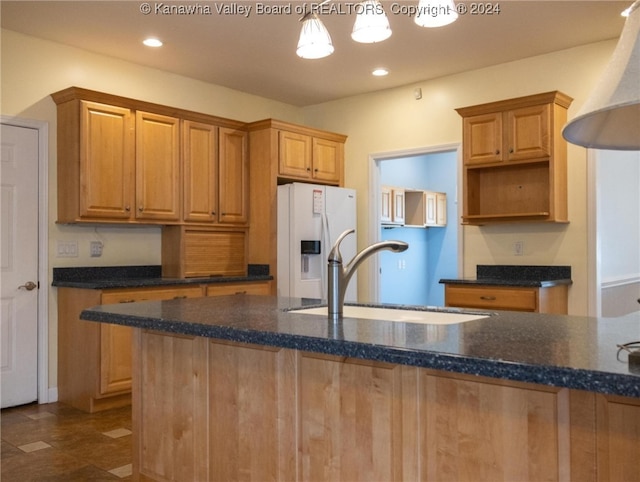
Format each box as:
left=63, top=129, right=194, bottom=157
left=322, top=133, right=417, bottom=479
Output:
left=414, top=0, right=458, bottom=28
left=296, top=14, right=334, bottom=59
left=351, top=0, right=392, bottom=43
left=562, top=0, right=640, bottom=150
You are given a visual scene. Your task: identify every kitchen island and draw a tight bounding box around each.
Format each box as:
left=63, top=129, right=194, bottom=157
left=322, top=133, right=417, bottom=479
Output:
left=81, top=295, right=640, bottom=481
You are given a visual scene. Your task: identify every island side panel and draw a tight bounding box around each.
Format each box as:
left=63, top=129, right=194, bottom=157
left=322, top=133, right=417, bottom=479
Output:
left=132, top=329, right=209, bottom=482
left=297, top=353, right=410, bottom=481
left=596, top=394, right=640, bottom=481
left=420, top=371, right=570, bottom=481
left=208, top=339, right=297, bottom=481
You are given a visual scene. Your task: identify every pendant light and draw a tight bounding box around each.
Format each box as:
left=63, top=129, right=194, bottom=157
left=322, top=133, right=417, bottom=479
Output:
left=414, top=0, right=458, bottom=28
left=562, top=1, right=640, bottom=150
left=297, top=13, right=334, bottom=59
left=351, top=0, right=392, bottom=43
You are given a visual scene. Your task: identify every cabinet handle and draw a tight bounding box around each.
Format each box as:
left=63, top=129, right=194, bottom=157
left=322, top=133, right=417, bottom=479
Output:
left=173, top=295, right=188, bottom=299
left=119, top=299, right=136, bottom=303
left=235, top=291, right=248, bottom=295
left=480, top=296, right=496, bottom=301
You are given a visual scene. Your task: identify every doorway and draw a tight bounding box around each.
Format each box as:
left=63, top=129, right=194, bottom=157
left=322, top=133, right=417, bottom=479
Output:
left=368, top=144, right=462, bottom=306
left=589, top=149, right=640, bottom=317
left=1, top=116, right=49, bottom=407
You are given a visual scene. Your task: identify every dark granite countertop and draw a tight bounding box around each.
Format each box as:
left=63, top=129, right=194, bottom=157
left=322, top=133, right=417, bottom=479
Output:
left=52, top=265, right=272, bottom=289
left=80, top=295, right=640, bottom=398
left=440, top=264, right=573, bottom=287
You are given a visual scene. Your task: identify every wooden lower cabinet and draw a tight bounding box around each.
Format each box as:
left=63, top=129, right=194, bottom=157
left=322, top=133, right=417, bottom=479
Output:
left=444, top=283, right=568, bottom=314
left=132, top=333, right=640, bottom=481
left=58, top=282, right=270, bottom=413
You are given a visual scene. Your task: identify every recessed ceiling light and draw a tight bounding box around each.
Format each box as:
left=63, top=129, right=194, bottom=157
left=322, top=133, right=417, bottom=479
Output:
left=143, top=38, right=163, bottom=47
left=372, top=68, right=389, bottom=76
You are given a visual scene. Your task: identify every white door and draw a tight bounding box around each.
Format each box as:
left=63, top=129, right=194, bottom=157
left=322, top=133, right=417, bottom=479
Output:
left=1, top=124, right=39, bottom=408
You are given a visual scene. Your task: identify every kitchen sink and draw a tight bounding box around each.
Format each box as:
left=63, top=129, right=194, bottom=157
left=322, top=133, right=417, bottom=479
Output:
left=289, top=305, right=489, bottom=325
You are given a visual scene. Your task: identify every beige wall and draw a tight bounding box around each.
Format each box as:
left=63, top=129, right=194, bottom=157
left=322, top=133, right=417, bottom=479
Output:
left=1, top=28, right=303, bottom=390
left=1, top=27, right=617, bottom=393
left=302, top=39, right=618, bottom=317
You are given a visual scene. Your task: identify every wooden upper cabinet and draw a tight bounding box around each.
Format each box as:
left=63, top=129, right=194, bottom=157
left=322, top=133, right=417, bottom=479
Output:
left=52, top=87, right=248, bottom=226
left=462, top=112, right=503, bottom=165
left=456, top=91, right=572, bottom=225
left=507, top=104, right=551, bottom=161
left=279, top=131, right=312, bottom=178
left=183, top=120, right=218, bottom=223
left=219, top=127, right=248, bottom=224
left=312, top=137, right=342, bottom=184
left=183, top=123, right=248, bottom=225
left=135, top=111, right=181, bottom=222
left=463, top=104, right=551, bottom=166
left=55, top=100, right=135, bottom=222
left=278, top=129, right=342, bottom=185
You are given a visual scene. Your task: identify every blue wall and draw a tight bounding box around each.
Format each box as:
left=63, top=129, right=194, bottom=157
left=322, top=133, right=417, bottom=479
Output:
left=379, top=151, right=457, bottom=306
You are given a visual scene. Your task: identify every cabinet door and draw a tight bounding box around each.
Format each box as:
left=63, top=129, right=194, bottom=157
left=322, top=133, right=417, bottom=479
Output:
left=79, top=101, right=135, bottom=220
left=312, top=137, right=342, bottom=184
left=99, top=324, right=132, bottom=395
left=436, top=192, right=447, bottom=226
left=279, top=131, right=312, bottom=179
left=392, top=189, right=405, bottom=225
left=380, top=186, right=392, bottom=223
left=425, top=192, right=437, bottom=225
left=183, top=121, right=218, bottom=223
left=219, top=127, right=248, bottom=224
left=506, top=104, right=551, bottom=161
left=462, top=112, right=503, bottom=165
left=135, top=111, right=181, bottom=221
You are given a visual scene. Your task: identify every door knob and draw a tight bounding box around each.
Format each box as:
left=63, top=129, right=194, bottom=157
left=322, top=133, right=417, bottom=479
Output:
left=18, top=281, right=37, bottom=291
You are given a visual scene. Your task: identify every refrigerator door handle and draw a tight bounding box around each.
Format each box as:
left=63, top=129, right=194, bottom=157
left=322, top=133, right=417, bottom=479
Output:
left=321, top=212, right=330, bottom=300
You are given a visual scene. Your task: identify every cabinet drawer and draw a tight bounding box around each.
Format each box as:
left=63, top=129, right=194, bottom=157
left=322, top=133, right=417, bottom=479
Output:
left=445, top=285, right=537, bottom=311
left=206, top=282, right=271, bottom=297
left=101, top=286, right=204, bottom=304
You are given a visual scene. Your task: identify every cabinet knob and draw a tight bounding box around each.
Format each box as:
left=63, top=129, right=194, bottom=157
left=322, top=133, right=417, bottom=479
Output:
left=509, top=148, right=514, bottom=154
left=125, top=206, right=131, bottom=212
left=138, top=206, right=144, bottom=212
left=495, top=150, right=500, bottom=155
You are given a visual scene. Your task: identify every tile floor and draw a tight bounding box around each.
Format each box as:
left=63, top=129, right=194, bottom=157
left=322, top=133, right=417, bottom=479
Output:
left=1, top=402, right=132, bottom=481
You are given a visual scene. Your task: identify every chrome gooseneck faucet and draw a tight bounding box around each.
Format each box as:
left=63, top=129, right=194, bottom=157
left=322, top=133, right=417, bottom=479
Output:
left=327, top=229, right=409, bottom=319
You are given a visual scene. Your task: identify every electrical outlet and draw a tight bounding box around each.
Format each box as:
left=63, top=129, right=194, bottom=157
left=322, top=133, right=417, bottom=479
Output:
left=513, top=241, right=524, bottom=256
left=57, top=240, right=78, bottom=258
left=90, top=241, right=103, bottom=257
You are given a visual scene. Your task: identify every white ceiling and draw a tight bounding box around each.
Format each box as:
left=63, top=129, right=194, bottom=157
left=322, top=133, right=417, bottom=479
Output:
left=1, top=1, right=630, bottom=106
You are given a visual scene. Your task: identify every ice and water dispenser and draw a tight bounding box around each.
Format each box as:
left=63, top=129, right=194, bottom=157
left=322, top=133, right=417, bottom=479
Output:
left=300, top=240, right=321, bottom=280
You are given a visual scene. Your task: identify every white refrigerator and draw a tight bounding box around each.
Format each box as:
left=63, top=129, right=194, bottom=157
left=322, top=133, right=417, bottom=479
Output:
left=277, top=183, right=357, bottom=302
